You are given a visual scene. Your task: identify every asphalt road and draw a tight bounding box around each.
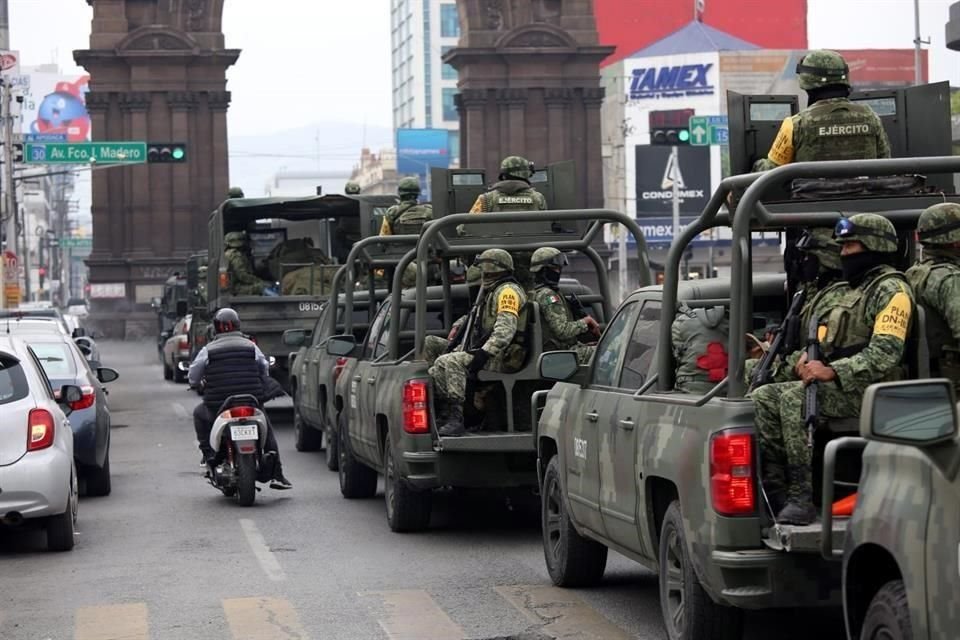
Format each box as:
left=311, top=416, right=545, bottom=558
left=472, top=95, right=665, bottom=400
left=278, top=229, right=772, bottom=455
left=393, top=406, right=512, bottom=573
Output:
left=0, top=341, right=846, bottom=640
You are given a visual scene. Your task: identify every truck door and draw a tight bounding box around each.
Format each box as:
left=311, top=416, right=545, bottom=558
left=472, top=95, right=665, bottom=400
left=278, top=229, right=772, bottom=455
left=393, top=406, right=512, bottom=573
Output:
left=350, top=301, right=391, bottom=463
left=595, top=298, right=660, bottom=558
left=726, top=91, right=799, bottom=178
left=566, top=301, right=640, bottom=536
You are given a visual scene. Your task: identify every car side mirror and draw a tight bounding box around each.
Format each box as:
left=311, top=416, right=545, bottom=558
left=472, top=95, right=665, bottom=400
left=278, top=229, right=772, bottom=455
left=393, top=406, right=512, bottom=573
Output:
left=150, top=297, right=161, bottom=309
left=862, top=379, right=958, bottom=446
left=96, top=367, right=120, bottom=384
left=539, top=351, right=580, bottom=382
left=282, top=329, right=307, bottom=347
left=326, top=334, right=357, bottom=357
left=176, top=300, right=188, bottom=317
left=58, top=384, right=83, bottom=415
left=72, top=327, right=87, bottom=338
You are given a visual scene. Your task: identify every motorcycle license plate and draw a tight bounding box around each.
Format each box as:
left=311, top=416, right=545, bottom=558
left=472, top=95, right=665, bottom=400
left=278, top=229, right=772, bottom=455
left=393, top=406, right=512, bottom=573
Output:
left=230, top=425, right=258, bottom=441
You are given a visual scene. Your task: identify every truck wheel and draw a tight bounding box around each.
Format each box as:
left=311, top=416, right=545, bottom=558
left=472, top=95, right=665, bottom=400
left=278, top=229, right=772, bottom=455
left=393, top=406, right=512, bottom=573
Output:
left=384, top=438, right=431, bottom=532
left=237, top=454, right=257, bottom=507
left=163, top=361, right=173, bottom=380
left=541, top=455, right=607, bottom=586
left=861, top=580, right=912, bottom=640
left=338, top=414, right=377, bottom=499
left=659, top=501, right=743, bottom=640
left=85, top=450, right=111, bottom=497
left=325, top=418, right=340, bottom=471
left=293, top=406, right=322, bottom=452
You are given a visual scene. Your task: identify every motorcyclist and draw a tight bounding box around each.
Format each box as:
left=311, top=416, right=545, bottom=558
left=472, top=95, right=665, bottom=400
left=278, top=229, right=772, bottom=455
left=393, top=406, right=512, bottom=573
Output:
left=188, top=308, right=292, bottom=490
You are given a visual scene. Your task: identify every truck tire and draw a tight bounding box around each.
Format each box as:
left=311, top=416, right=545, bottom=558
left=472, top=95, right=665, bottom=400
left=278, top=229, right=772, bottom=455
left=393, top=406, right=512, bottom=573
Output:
left=85, top=450, right=111, bottom=497
left=659, top=500, right=743, bottom=640
left=338, top=414, right=377, bottom=499
left=861, top=580, right=912, bottom=640
left=237, top=453, right=257, bottom=507
left=384, top=438, right=431, bottom=532
left=326, top=416, right=341, bottom=471
left=541, top=455, right=607, bottom=586
left=163, top=360, right=173, bottom=380
left=173, top=363, right=186, bottom=383
left=293, top=406, right=322, bottom=452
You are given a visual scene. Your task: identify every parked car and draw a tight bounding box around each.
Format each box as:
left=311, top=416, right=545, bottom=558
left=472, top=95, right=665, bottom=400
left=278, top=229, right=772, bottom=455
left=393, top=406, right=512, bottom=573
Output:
left=65, top=298, right=89, bottom=318
left=162, top=314, right=192, bottom=383
left=2, top=328, right=118, bottom=496
left=0, top=316, right=70, bottom=337
left=0, top=335, right=80, bottom=551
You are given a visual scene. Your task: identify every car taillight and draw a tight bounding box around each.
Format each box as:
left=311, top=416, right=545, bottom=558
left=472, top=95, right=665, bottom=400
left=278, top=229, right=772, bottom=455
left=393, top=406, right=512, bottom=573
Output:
left=402, top=379, right=430, bottom=434
left=710, top=430, right=755, bottom=516
left=70, top=386, right=96, bottom=411
left=27, top=409, right=55, bottom=451
left=221, top=406, right=256, bottom=420
left=178, top=337, right=189, bottom=351
left=332, top=356, right=348, bottom=383
left=218, top=269, right=229, bottom=290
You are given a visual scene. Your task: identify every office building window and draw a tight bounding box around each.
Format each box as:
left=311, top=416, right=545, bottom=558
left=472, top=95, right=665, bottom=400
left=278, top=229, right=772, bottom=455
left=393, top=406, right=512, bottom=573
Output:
left=440, top=4, right=460, bottom=38
left=441, top=46, right=457, bottom=80
left=442, top=88, right=458, bottom=122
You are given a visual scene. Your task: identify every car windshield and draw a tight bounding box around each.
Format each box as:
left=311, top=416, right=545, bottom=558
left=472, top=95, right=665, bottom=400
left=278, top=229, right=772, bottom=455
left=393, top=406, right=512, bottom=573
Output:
left=0, top=355, right=29, bottom=404
left=28, top=342, right=76, bottom=378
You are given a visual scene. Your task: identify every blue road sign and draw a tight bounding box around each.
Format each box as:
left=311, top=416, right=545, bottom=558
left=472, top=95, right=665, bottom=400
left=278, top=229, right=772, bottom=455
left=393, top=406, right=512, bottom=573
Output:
left=25, top=133, right=67, bottom=143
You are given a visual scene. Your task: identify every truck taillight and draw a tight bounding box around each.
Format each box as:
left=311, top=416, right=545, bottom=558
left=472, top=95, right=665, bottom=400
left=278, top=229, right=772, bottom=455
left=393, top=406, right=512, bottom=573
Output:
left=402, top=379, right=430, bottom=434
left=27, top=409, right=55, bottom=451
left=218, top=269, right=229, bottom=290
left=710, top=430, right=755, bottom=516
left=332, top=357, right=348, bottom=384
left=178, top=337, right=189, bottom=351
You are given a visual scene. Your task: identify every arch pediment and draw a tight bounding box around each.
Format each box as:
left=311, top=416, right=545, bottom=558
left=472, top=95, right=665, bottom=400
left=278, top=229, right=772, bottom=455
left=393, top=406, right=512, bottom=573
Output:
left=494, top=23, right=577, bottom=50
left=117, top=26, right=200, bottom=53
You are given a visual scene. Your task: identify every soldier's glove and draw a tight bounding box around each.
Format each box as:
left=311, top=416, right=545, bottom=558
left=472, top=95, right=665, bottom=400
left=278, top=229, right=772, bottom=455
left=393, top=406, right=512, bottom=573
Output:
left=467, top=349, right=490, bottom=379
left=584, top=316, right=601, bottom=338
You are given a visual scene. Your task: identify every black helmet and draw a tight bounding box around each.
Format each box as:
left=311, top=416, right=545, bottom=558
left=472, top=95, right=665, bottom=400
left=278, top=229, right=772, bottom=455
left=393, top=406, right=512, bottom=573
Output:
left=214, top=308, right=241, bottom=335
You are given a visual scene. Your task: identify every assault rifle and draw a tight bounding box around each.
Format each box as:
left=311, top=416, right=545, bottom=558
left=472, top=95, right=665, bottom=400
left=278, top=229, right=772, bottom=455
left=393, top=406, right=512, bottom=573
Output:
left=567, top=292, right=589, bottom=320
left=804, top=315, right=821, bottom=448
left=444, top=283, right=485, bottom=355
left=747, top=289, right=806, bottom=392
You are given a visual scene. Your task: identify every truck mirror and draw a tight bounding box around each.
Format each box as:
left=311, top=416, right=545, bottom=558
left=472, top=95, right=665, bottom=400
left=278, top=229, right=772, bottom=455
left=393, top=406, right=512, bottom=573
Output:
left=539, top=351, right=579, bottom=382
left=862, top=379, right=957, bottom=446
left=326, top=334, right=357, bottom=357
left=282, top=329, right=307, bottom=347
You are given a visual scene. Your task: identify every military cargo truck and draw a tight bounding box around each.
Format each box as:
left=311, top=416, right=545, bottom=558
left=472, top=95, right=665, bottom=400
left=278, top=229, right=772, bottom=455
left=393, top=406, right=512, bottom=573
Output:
left=535, top=155, right=960, bottom=640
left=207, top=193, right=395, bottom=392
left=152, top=273, right=187, bottom=358
left=820, top=378, right=960, bottom=640
left=185, top=252, right=210, bottom=363
left=323, top=209, right=649, bottom=532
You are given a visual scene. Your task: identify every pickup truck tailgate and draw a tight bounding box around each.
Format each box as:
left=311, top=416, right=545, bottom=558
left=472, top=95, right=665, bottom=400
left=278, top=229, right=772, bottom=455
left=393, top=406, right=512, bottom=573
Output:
left=437, top=433, right=534, bottom=452
left=763, top=518, right=848, bottom=554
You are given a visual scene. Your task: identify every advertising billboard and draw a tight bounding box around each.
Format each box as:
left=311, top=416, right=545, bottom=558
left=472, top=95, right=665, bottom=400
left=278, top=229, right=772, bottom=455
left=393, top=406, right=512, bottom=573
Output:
left=396, top=128, right=450, bottom=175
left=19, top=69, right=91, bottom=142
left=634, top=145, right=712, bottom=217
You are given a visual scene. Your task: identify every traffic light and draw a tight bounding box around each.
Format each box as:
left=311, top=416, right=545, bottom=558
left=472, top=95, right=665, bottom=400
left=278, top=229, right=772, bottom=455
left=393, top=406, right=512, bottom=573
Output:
left=147, top=143, right=187, bottom=163
left=12, top=143, right=22, bottom=162
left=649, top=109, right=695, bottom=146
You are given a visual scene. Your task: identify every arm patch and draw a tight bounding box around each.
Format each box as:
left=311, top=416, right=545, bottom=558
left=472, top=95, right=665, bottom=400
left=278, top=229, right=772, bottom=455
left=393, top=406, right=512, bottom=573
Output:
left=873, top=290, right=911, bottom=341
left=767, top=116, right=795, bottom=166
left=497, top=288, right=520, bottom=316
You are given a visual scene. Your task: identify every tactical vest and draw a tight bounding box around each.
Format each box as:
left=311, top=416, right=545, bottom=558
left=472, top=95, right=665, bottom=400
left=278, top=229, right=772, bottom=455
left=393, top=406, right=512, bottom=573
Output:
left=819, top=267, right=909, bottom=374
left=534, top=285, right=577, bottom=351
left=479, top=181, right=542, bottom=212
left=907, top=260, right=960, bottom=383
left=468, top=279, right=529, bottom=371
left=796, top=98, right=883, bottom=162
left=390, top=202, right=433, bottom=235
left=203, top=332, right=265, bottom=411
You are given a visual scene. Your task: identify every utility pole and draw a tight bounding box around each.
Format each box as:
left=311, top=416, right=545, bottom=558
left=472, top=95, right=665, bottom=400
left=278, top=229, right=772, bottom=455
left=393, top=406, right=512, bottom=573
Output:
left=913, top=0, right=930, bottom=85
left=0, top=0, right=8, bottom=309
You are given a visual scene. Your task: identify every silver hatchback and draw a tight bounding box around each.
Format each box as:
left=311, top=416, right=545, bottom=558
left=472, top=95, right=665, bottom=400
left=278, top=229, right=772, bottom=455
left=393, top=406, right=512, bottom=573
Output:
left=0, top=335, right=79, bottom=551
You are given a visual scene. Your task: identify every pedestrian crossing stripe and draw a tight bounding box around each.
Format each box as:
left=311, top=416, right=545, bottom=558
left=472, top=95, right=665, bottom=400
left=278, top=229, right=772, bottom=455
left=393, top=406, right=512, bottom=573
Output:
left=223, top=597, right=308, bottom=640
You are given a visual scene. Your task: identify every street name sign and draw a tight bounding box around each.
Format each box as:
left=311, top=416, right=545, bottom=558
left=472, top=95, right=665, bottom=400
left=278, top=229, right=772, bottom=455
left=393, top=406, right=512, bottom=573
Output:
left=24, top=141, right=147, bottom=165
left=60, top=237, right=93, bottom=248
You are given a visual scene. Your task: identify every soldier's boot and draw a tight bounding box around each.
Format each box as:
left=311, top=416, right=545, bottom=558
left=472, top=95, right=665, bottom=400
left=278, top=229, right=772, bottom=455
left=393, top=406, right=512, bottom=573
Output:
left=776, top=465, right=817, bottom=525
left=760, top=457, right=787, bottom=516
left=438, top=402, right=466, bottom=437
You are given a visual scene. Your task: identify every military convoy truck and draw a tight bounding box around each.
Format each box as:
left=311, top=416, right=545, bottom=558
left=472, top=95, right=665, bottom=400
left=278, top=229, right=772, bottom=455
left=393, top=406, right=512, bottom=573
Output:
left=185, top=251, right=210, bottom=363
left=321, top=208, right=649, bottom=532
left=206, top=193, right=395, bottom=392
left=152, top=272, right=187, bottom=357
left=820, top=378, right=959, bottom=640
left=535, top=155, right=960, bottom=640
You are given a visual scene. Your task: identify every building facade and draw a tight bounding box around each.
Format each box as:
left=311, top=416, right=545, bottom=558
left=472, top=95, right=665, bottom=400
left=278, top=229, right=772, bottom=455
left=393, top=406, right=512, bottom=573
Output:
left=390, top=0, right=461, bottom=162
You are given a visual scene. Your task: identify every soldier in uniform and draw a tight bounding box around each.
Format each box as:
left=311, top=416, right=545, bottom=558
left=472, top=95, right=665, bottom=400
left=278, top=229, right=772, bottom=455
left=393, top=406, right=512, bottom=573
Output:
left=672, top=305, right=730, bottom=394
left=380, top=177, right=433, bottom=236
left=753, top=213, right=913, bottom=524
left=223, top=231, right=277, bottom=296
left=422, top=267, right=482, bottom=364
left=344, top=181, right=361, bottom=195
left=466, top=156, right=547, bottom=289
left=907, top=202, right=960, bottom=388
left=529, top=247, right=600, bottom=363
left=754, top=50, right=890, bottom=171
left=430, top=249, right=527, bottom=437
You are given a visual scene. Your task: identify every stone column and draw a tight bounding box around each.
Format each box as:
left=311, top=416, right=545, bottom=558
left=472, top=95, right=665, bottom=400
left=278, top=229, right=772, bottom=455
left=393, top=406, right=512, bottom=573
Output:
left=208, top=90, right=232, bottom=238
left=168, top=91, right=196, bottom=255
left=120, top=92, right=151, bottom=256
left=544, top=88, right=570, bottom=163
left=497, top=88, right=528, bottom=158
left=457, top=89, right=487, bottom=169
left=583, top=87, right=605, bottom=209
left=85, top=92, right=113, bottom=259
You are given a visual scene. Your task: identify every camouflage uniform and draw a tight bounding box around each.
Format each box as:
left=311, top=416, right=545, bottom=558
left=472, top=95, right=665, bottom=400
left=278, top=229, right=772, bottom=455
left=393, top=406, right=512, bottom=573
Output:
left=430, top=249, right=527, bottom=436
left=344, top=181, right=361, bottom=195
left=906, top=202, right=960, bottom=388
left=466, top=156, right=547, bottom=289
left=223, top=231, right=272, bottom=296
left=754, top=50, right=891, bottom=172
left=529, top=247, right=597, bottom=364
left=422, top=268, right=481, bottom=364
left=380, top=177, right=433, bottom=236
left=672, top=305, right=729, bottom=394
left=754, top=214, right=913, bottom=524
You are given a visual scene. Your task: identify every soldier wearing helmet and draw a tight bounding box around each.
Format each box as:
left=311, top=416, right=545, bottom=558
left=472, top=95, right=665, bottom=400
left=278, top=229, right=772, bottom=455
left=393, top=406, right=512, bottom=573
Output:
left=754, top=50, right=890, bottom=171
left=429, top=248, right=528, bottom=436
left=223, top=231, right=277, bottom=296
left=344, top=181, right=361, bottom=195
left=907, top=202, right=960, bottom=387
left=380, top=176, right=433, bottom=236
left=422, top=267, right=483, bottom=365
left=530, top=247, right=600, bottom=363
left=753, top=213, right=913, bottom=525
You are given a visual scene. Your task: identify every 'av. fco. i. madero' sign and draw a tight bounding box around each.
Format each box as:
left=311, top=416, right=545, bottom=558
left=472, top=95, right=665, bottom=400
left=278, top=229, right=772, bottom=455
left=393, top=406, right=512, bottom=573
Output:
left=628, top=64, right=715, bottom=100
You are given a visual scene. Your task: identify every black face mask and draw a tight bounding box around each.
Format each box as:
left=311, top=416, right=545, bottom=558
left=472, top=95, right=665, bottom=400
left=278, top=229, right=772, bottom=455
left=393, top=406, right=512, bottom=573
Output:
left=800, top=254, right=820, bottom=282
left=841, top=252, right=888, bottom=287
left=539, top=268, right=561, bottom=287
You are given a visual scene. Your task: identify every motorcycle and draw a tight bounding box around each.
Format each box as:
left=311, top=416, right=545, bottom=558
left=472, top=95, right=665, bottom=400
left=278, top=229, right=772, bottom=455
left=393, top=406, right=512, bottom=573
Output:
left=206, top=394, right=275, bottom=506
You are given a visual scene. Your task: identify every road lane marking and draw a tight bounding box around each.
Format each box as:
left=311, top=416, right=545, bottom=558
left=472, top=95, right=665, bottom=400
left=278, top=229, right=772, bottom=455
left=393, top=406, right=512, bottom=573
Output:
left=361, top=589, right=463, bottom=640
left=495, top=585, right=631, bottom=640
left=223, top=597, right=308, bottom=640
left=74, top=602, right=148, bottom=640
left=174, top=402, right=188, bottom=419
left=240, top=518, right=286, bottom=582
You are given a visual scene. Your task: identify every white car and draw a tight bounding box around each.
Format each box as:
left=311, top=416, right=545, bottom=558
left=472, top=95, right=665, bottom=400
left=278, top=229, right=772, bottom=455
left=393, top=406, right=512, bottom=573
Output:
left=0, top=335, right=79, bottom=551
